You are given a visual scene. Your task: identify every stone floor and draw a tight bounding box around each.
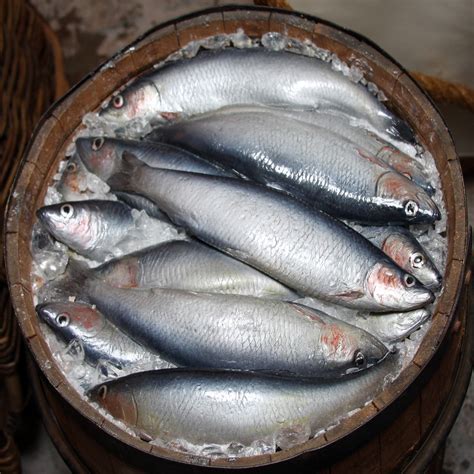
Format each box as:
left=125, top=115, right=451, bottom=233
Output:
left=21, top=1, right=474, bottom=472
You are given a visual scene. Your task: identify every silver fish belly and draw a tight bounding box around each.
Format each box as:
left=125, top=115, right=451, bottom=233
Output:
left=88, top=357, right=398, bottom=447
left=91, top=240, right=296, bottom=299
left=102, top=155, right=433, bottom=311
left=99, top=48, right=414, bottom=142
left=151, top=109, right=438, bottom=224
left=256, top=107, right=433, bottom=194
left=85, top=284, right=388, bottom=378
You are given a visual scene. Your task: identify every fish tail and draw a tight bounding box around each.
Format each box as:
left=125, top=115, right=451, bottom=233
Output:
left=108, top=151, right=145, bottom=192
left=37, top=259, right=91, bottom=303
left=386, top=115, right=416, bottom=144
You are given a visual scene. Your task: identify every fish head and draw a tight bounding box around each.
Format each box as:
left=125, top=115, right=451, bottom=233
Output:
left=382, top=233, right=442, bottom=289
left=376, top=171, right=440, bottom=223
left=318, top=321, right=389, bottom=375
left=379, top=148, right=435, bottom=195
left=366, top=261, right=434, bottom=311
left=88, top=381, right=138, bottom=426
left=58, top=154, right=89, bottom=199
left=36, top=302, right=106, bottom=343
left=99, top=79, right=161, bottom=124
left=36, top=202, right=97, bottom=254
left=392, top=309, right=431, bottom=338
left=76, top=137, right=121, bottom=181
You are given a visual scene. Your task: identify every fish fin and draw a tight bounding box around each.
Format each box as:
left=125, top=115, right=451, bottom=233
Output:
left=160, top=111, right=181, bottom=122
left=333, top=290, right=365, bottom=300
left=108, top=151, right=145, bottom=192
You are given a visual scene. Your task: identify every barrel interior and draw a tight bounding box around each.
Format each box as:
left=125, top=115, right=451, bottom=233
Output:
left=4, top=6, right=468, bottom=469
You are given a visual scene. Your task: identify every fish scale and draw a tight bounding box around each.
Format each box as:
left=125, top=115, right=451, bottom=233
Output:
left=105, top=158, right=432, bottom=311
left=90, top=240, right=296, bottom=299
left=85, top=283, right=388, bottom=378
left=89, top=360, right=398, bottom=446
left=101, top=48, right=413, bottom=143
left=151, top=109, right=438, bottom=224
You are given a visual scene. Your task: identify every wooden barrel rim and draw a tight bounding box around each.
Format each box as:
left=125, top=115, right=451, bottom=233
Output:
left=3, top=5, right=469, bottom=469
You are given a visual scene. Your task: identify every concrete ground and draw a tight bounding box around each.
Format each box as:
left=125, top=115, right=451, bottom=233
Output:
left=23, top=1, right=474, bottom=472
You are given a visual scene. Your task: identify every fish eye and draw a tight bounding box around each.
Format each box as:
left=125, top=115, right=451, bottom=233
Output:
left=354, top=351, right=366, bottom=368
left=92, top=137, right=105, bottom=151
left=66, top=162, right=77, bottom=172
left=60, top=204, right=74, bottom=219
left=404, top=200, right=419, bottom=217
left=112, top=94, right=124, bottom=109
left=98, top=385, right=108, bottom=399
left=410, top=252, right=425, bottom=269
left=403, top=274, right=416, bottom=287
left=56, top=313, right=70, bottom=327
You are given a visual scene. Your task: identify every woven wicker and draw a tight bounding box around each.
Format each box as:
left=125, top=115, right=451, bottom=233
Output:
left=0, top=1, right=67, bottom=470
left=0, top=0, right=68, bottom=283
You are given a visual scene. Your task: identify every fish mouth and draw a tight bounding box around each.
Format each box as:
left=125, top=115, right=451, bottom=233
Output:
left=345, top=344, right=390, bottom=376
left=404, top=286, right=434, bottom=309
left=419, top=269, right=443, bottom=290
left=36, top=207, right=54, bottom=229
left=400, top=310, right=431, bottom=335
left=415, top=194, right=441, bottom=222
left=35, top=303, right=54, bottom=325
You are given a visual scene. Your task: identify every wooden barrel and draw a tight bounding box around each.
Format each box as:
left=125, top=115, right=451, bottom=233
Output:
left=4, top=5, right=472, bottom=473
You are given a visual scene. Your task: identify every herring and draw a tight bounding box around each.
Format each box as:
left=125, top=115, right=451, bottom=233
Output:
left=99, top=47, right=415, bottom=142
left=75, top=136, right=232, bottom=181
left=354, top=225, right=442, bottom=289
left=37, top=200, right=135, bottom=260
left=92, top=153, right=434, bottom=311
left=36, top=302, right=169, bottom=373
left=88, top=357, right=398, bottom=448
left=85, top=283, right=389, bottom=378
left=151, top=108, right=439, bottom=224
left=89, top=240, right=297, bottom=299
left=351, top=309, right=430, bottom=343
left=261, top=107, right=434, bottom=194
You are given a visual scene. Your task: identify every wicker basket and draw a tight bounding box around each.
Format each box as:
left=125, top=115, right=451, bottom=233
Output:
left=0, top=1, right=67, bottom=471
left=0, top=0, right=68, bottom=282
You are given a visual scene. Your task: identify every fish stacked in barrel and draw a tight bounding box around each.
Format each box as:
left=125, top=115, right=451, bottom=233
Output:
left=34, top=41, right=443, bottom=455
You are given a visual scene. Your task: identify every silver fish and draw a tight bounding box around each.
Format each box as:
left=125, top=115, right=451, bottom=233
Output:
left=256, top=107, right=434, bottom=194
left=88, top=357, right=398, bottom=448
left=113, top=192, right=168, bottom=220
left=99, top=48, right=414, bottom=142
left=36, top=302, right=167, bottom=372
left=351, top=309, right=430, bottom=343
left=91, top=153, right=433, bottom=311
left=296, top=297, right=431, bottom=344
left=36, top=200, right=135, bottom=260
left=75, top=136, right=232, bottom=182
left=151, top=109, right=439, bottom=224
left=85, top=283, right=389, bottom=378
left=57, top=154, right=90, bottom=200
left=90, top=240, right=296, bottom=299
left=354, top=225, right=442, bottom=289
